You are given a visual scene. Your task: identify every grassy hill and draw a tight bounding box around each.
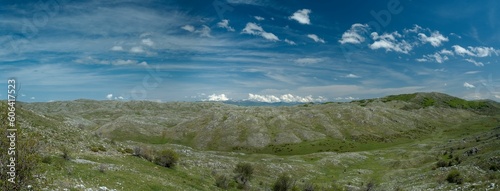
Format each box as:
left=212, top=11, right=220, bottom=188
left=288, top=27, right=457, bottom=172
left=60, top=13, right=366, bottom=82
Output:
left=1, top=92, right=500, bottom=190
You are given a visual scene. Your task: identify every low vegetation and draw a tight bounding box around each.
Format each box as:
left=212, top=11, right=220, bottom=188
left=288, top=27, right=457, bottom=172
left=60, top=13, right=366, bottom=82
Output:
left=1, top=92, right=499, bottom=190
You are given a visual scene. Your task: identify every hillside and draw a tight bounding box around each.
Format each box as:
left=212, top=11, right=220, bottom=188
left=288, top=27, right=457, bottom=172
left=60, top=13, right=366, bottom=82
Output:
left=2, top=92, right=500, bottom=190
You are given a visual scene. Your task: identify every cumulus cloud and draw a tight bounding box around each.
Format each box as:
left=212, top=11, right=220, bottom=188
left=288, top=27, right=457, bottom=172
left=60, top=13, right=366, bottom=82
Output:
left=307, top=34, right=325, bottom=43
left=452, top=45, right=475, bottom=56
left=418, top=31, right=448, bottom=47
left=217, top=19, right=235, bottom=32
left=141, top=38, right=154, bottom=46
left=254, top=16, right=265, bottom=21
left=181, top=25, right=195, bottom=32
left=110, top=45, right=124, bottom=51
left=468, top=46, right=498, bottom=57
left=345, top=74, right=361, bottom=78
left=106, top=94, right=113, bottom=100
left=369, top=32, right=412, bottom=54
left=207, top=94, right=229, bottom=101
left=463, top=82, right=475, bottom=88
left=339, top=23, right=369, bottom=44
left=294, top=58, right=323, bottom=64
left=289, top=9, right=311, bottom=25
left=284, top=39, right=296, bottom=45
left=241, top=22, right=279, bottom=41
left=465, top=58, right=484, bottom=67
left=247, top=93, right=326, bottom=103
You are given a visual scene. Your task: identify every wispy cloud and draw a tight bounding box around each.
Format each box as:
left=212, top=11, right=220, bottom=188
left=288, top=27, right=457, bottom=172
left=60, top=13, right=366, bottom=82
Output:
left=181, top=25, right=195, bottom=32
left=241, top=22, right=279, bottom=41
left=465, top=58, right=484, bottom=66
left=254, top=16, right=265, bottom=21
left=294, top=58, right=323, bottom=64
left=289, top=9, right=311, bottom=25
left=463, top=82, right=475, bottom=88
left=344, top=74, right=361, bottom=78
left=307, top=34, right=325, bottom=43
left=284, top=39, right=296, bottom=45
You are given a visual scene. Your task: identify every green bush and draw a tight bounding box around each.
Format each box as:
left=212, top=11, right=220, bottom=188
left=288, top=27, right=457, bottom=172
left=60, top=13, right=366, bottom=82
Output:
left=446, top=170, right=463, bottom=184
left=272, top=174, right=295, bottom=191
left=215, top=174, right=230, bottom=189
left=60, top=146, right=71, bottom=160
left=154, top=149, right=179, bottom=168
left=234, top=162, right=254, bottom=186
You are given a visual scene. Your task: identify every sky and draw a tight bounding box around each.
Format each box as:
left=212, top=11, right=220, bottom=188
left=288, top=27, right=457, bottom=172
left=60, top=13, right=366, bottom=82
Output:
left=1, top=0, right=500, bottom=103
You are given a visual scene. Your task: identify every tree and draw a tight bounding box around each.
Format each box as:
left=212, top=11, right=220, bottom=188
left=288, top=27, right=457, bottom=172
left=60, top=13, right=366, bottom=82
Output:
left=234, top=162, right=254, bottom=187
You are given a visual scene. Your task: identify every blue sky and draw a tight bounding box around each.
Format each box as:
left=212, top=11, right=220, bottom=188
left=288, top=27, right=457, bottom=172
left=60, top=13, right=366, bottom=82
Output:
left=1, top=0, right=499, bottom=102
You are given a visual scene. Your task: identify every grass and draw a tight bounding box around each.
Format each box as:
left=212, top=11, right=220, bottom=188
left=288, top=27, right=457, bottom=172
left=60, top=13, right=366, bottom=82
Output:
left=5, top=92, right=500, bottom=190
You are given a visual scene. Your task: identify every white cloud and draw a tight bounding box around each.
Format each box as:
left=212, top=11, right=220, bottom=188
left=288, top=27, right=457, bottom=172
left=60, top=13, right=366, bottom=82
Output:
left=465, top=58, right=484, bottom=67
left=116, top=96, right=124, bottom=100
left=439, top=49, right=454, bottom=56
left=418, top=31, right=448, bottom=47
left=463, top=82, right=475, bottom=88
left=130, top=46, right=144, bottom=53
left=254, top=16, right=265, bottom=21
left=138, top=61, right=148, bottom=66
left=307, top=34, right=325, bottom=43
left=452, top=45, right=475, bottom=56
left=181, top=25, right=195, bottom=32
left=468, top=46, right=498, bottom=57
left=30, top=97, right=35, bottom=100
left=495, top=95, right=500, bottom=99
left=141, top=38, right=154, bottom=46
left=404, top=24, right=424, bottom=33
left=452, top=45, right=498, bottom=57
left=369, top=32, right=412, bottom=54
left=464, top=71, right=480, bottom=74
left=345, top=74, right=361, bottom=78
left=289, top=9, right=311, bottom=25
left=217, top=19, right=235, bottom=32
left=339, top=23, right=369, bottom=44
left=294, top=58, right=323, bottom=64
left=113, top=59, right=137, bottom=65
left=196, top=25, right=212, bottom=37
left=284, top=39, right=296, bottom=45
left=207, top=94, right=229, bottom=101
left=419, top=53, right=449, bottom=63
left=241, top=22, right=279, bottom=41
left=106, top=94, right=113, bottom=100
left=110, top=45, right=124, bottom=51
left=247, top=93, right=326, bottom=103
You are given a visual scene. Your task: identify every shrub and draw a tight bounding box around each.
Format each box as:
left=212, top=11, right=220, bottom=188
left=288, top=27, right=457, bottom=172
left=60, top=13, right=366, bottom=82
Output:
left=272, top=174, right=294, bottom=191
left=60, top=146, right=71, bottom=160
left=303, top=182, right=315, bottom=191
left=234, top=162, right=254, bottom=186
left=436, top=160, right=449, bottom=168
left=154, top=149, right=179, bottom=168
left=446, top=170, right=463, bottom=184
left=215, top=174, right=230, bottom=189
